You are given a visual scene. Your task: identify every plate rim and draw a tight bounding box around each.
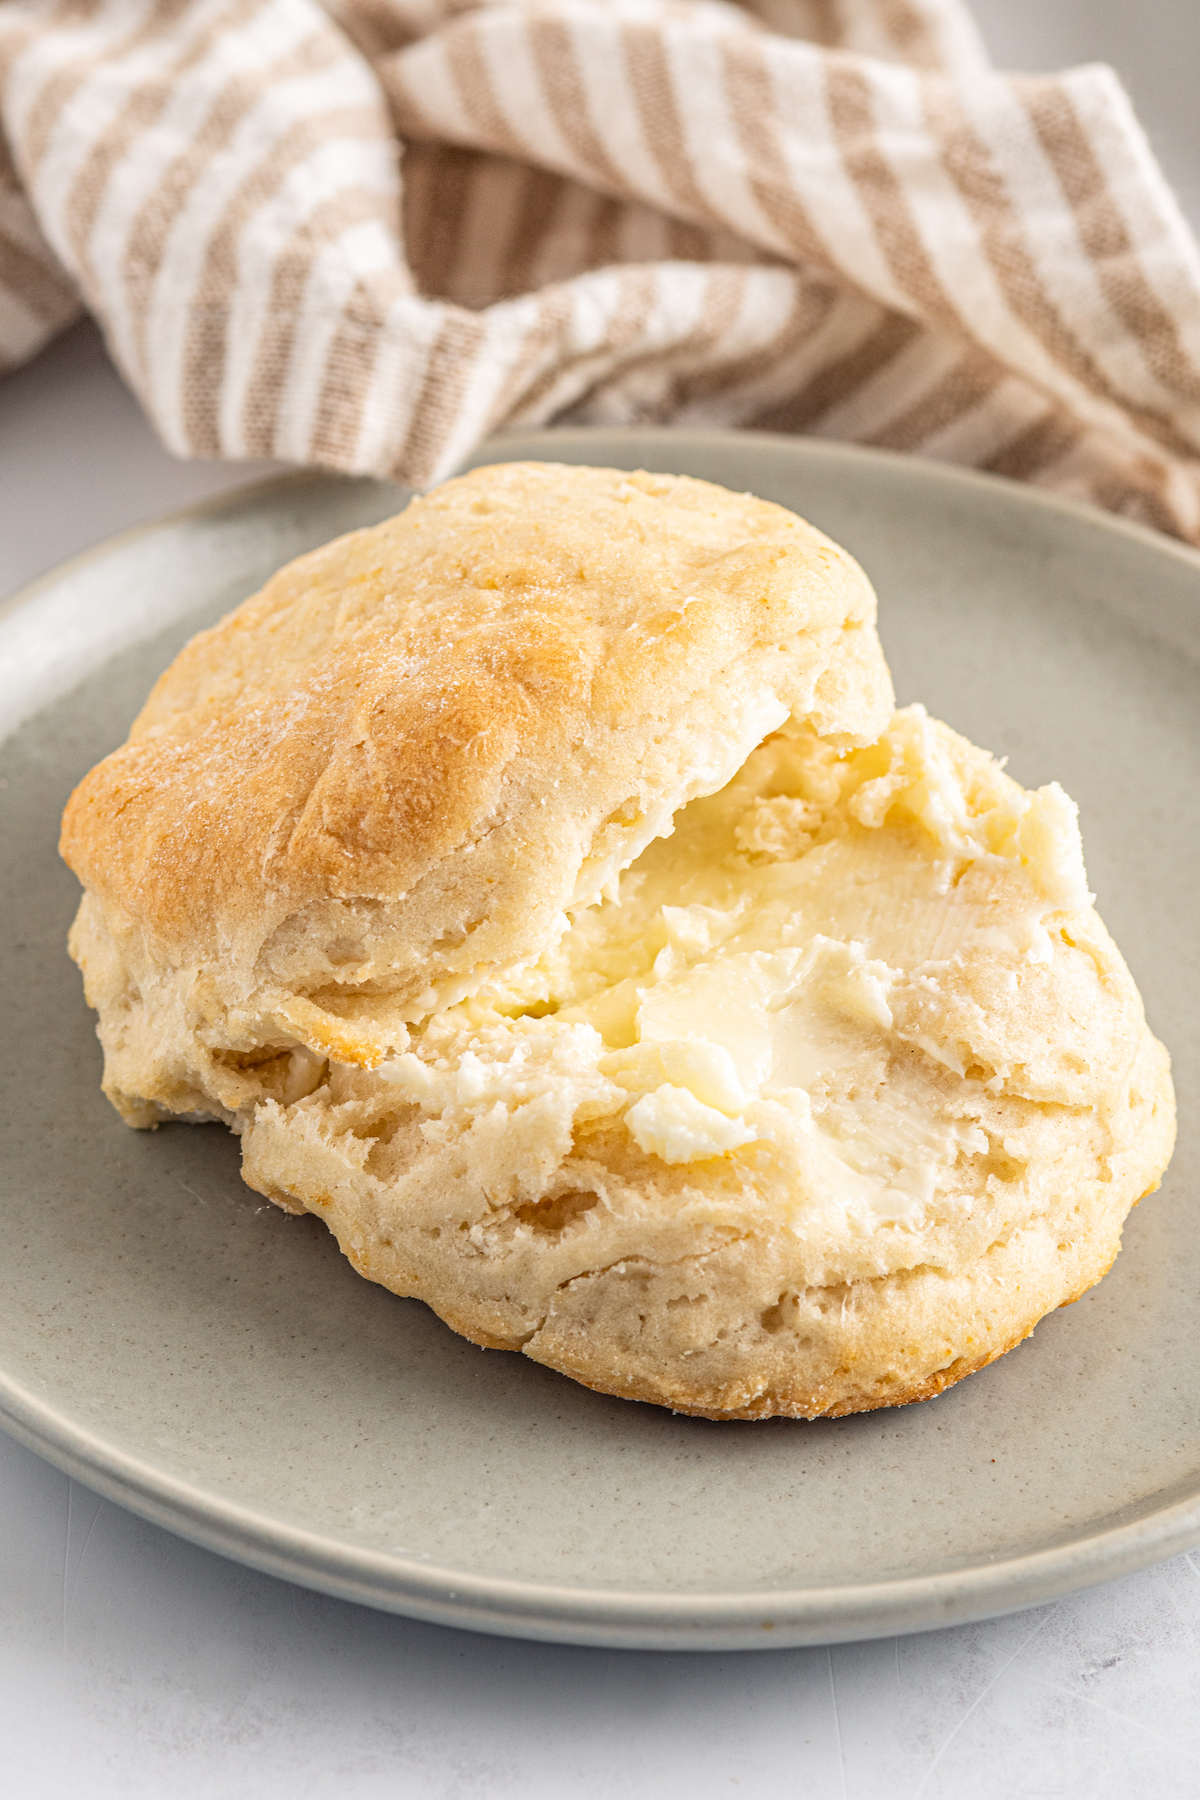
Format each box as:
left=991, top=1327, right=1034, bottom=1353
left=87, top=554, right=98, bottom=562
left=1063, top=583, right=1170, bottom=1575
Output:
left=4, top=425, right=1198, bottom=1651
left=11, top=428, right=1200, bottom=634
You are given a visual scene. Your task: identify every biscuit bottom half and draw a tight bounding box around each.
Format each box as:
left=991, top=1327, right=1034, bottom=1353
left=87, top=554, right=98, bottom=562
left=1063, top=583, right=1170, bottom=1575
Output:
left=195, top=707, right=1170, bottom=1419
left=73, top=708, right=1175, bottom=1418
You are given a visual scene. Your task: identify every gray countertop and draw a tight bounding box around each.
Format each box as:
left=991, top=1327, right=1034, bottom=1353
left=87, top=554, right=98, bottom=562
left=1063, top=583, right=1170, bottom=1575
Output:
left=3, top=4, right=1200, bottom=1792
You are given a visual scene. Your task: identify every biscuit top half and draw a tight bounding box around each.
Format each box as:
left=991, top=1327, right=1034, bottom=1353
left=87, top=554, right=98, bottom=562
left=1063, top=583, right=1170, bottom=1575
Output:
left=61, top=461, right=893, bottom=1069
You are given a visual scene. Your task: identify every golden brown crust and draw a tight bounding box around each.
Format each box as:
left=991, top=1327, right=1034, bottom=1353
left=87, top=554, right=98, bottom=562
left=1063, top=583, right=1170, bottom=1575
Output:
left=517, top=1260, right=1118, bottom=1421
left=61, top=463, right=892, bottom=1093
left=551, top=1334, right=1032, bottom=1420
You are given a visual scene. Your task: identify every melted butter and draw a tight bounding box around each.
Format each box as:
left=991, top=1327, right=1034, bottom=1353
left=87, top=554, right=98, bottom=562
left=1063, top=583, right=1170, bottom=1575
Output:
left=390, top=708, right=1091, bottom=1224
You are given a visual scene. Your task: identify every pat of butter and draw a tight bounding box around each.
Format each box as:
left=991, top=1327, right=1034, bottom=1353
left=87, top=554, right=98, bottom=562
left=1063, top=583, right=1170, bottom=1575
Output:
left=625, top=1085, right=757, bottom=1164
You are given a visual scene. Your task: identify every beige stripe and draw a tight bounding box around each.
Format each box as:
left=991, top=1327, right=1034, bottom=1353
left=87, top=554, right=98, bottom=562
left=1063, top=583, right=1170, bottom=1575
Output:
left=619, top=22, right=715, bottom=226
left=721, top=36, right=841, bottom=269
left=981, top=411, right=1084, bottom=483
left=665, top=213, right=761, bottom=266
left=875, top=0, right=946, bottom=73
left=827, top=0, right=986, bottom=75
left=864, top=346, right=1002, bottom=450
left=18, top=0, right=179, bottom=178
left=477, top=279, right=580, bottom=431
left=823, top=55, right=958, bottom=328
left=925, top=78, right=1200, bottom=466
left=0, top=290, right=43, bottom=369
left=395, top=305, right=490, bottom=484
left=0, top=217, right=79, bottom=323
left=613, top=197, right=673, bottom=267
left=581, top=191, right=625, bottom=275
left=750, top=307, right=921, bottom=433
left=443, top=17, right=529, bottom=162
left=1024, top=78, right=1200, bottom=415
left=611, top=263, right=747, bottom=411
left=441, top=152, right=526, bottom=304
left=531, top=14, right=629, bottom=197
left=183, top=146, right=388, bottom=456
left=502, top=163, right=581, bottom=298
left=671, top=277, right=875, bottom=427
left=307, top=266, right=398, bottom=468
left=59, top=0, right=270, bottom=296
left=403, top=143, right=483, bottom=301
left=122, top=26, right=345, bottom=382
left=545, top=182, right=627, bottom=285
left=1087, top=460, right=1189, bottom=540
left=414, top=152, right=612, bottom=312
left=323, top=0, right=424, bottom=62
left=6, top=0, right=99, bottom=171
left=671, top=267, right=836, bottom=414
left=912, top=373, right=1054, bottom=466
left=433, top=153, right=560, bottom=306
left=496, top=263, right=662, bottom=430
left=392, top=140, right=438, bottom=291
left=743, top=2, right=839, bottom=50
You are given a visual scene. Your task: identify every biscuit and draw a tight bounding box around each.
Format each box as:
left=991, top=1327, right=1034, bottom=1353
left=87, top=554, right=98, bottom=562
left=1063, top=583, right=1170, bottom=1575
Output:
left=61, top=462, right=892, bottom=1126
left=61, top=464, right=1174, bottom=1419
left=237, top=709, right=1174, bottom=1417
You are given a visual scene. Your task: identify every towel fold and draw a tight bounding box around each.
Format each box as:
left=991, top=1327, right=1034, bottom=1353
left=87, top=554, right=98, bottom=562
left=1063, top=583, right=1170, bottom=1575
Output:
left=4, top=0, right=1200, bottom=539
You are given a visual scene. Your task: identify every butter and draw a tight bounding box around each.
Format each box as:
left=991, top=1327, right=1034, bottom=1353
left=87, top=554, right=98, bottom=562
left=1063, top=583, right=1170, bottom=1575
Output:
left=385, top=708, right=1097, bottom=1226
left=625, top=1085, right=757, bottom=1164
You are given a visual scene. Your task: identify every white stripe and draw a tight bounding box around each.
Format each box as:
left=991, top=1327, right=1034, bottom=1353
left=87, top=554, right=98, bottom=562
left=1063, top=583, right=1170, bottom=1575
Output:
left=487, top=268, right=631, bottom=435
left=662, top=20, right=793, bottom=255
left=624, top=257, right=714, bottom=369
left=672, top=278, right=888, bottom=426
left=220, top=135, right=397, bottom=455
left=765, top=38, right=909, bottom=310
left=806, top=326, right=964, bottom=440
left=969, top=71, right=1200, bottom=440
left=566, top=12, right=682, bottom=215
left=143, top=50, right=381, bottom=450
left=831, top=0, right=987, bottom=77
left=653, top=262, right=788, bottom=395
left=476, top=12, right=576, bottom=170
left=1066, top=64, right=1200, bottom=421
left=272, top=218, right=399, bottom=461
left=864, top=59, right=1074, bottom=393
left=917, top=373, right=1052, bottom=464
left=386, top=33, right=474, bottom=143
left=1024, top=430, right=1169, bottom=520
left=509, top=262, right=745, bottom=435
left=9, top=0, right=175, bottom=273
left=0, top=0, right=153, bottom=149
left=901, top=0, right=990, bottom=77
left=85, top=0, right=310, bottom=383
left=828, top=0, right=913, bottom=68
left=350, top=290, right=447, bottom=474
left=418, top=299, right=537, bottom=481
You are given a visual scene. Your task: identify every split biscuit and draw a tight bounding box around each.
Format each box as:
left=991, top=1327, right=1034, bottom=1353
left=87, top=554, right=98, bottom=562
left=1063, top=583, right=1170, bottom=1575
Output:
left=61, top=463, right=1174, bottom=1418
left=238, top=708, right=1175, bottom=1417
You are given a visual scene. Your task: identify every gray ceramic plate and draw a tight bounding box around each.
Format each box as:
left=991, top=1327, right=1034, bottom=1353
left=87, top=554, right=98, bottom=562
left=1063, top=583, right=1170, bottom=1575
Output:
left=1, top=429, right=1196, bottom=1651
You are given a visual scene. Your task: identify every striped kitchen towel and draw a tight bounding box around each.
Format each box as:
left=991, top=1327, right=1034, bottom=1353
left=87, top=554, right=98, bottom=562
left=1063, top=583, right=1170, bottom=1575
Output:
left=4, top=0, right=1200, bottom=539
